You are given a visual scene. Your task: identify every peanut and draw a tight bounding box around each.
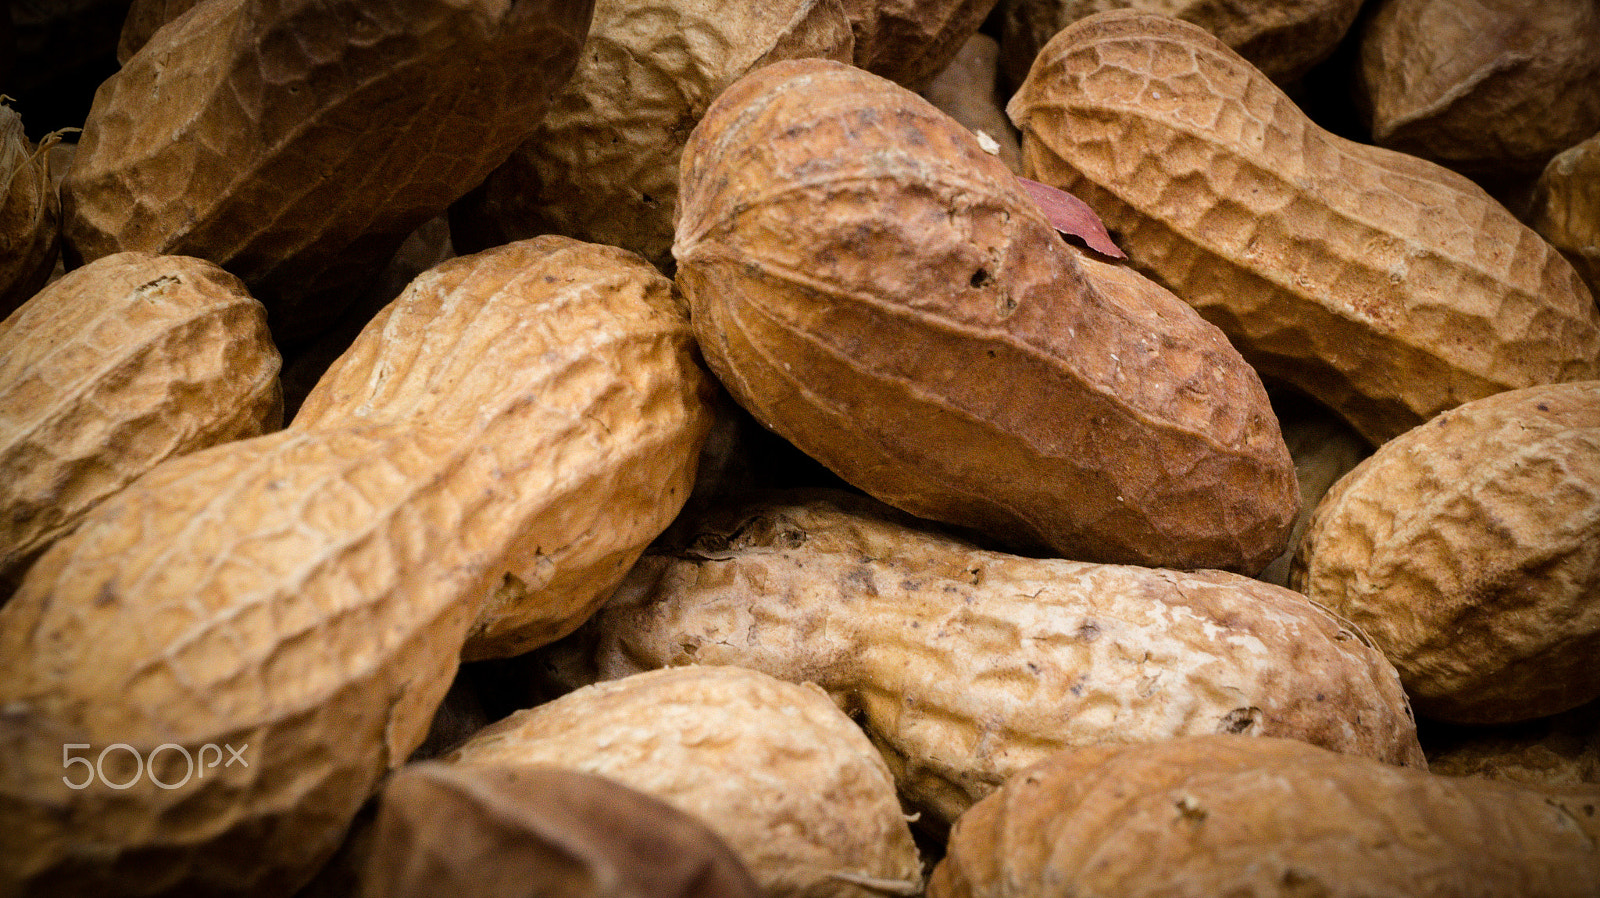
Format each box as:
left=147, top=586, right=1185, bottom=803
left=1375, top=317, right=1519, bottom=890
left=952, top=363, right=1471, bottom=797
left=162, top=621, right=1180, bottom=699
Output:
left=1008, top=10, right=1600, bottom=445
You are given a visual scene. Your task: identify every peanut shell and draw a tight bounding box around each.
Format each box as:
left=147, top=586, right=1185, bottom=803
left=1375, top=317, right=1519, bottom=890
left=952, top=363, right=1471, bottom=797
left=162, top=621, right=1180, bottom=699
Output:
left=62, top=0, right=592, bottom=346
left=999, top=0, right=1365, bottom=90
left=0, top=251, right=281, bottom=596
left=675, top=57, right=1298, bottom=572
left=1292, top=381, right=1600, bottom=724
left=1358, top=0, right=1600, bottom=178
left=1008, top=10, right=1600, bottom=445
left=1530, top=131, right=1600, bottom=300
left=0, top=236, right=706, bottom=894
left=450, top=0, right=852, bottom=269
left=0, top=102, right=59, bottom=317
left=362, top=763, right=761, bottom=898
left=295, top=236, right=715, bottom=660
left=930, top=734, right=1600, bottom=898
left=448, top=666, right=925, bottom=898
left=588, top=492, right=1425, bottom=832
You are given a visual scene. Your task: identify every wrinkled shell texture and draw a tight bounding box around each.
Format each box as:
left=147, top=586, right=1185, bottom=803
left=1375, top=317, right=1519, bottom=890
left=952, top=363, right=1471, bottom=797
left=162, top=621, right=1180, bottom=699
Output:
left=448, top=666, right=924, bottom=898
left=1292, top=381, right=1600, bottom=725
left=0, top=106, right=60, bottom=318
left=1531, top=132, right=1600, bottom=300
left=457, top=0, right=854, bottom=267
left=999, top=0, right=1364, bottom=89
left=363, top=763, right=762, bottom=898
left=590, top=495, right=1424, bottom=831
left=296, top=236, right=715, bottom=660
left=0, top=236, right=703, bottom=893
left=0, top=251, right=282, bottom=595
left=1008, top=10, right=1600, bottom=445
left=0, top=425, right=484, bottom=896
left=676, top=57, right=1298, bottom=573
left=63, top=0, right=593, bottom=345
left=838, top=0, right=1000, bottom=90
left=1358, top=0, right=1600, bottom=176
left=929, top=735, right=1600, bottom=898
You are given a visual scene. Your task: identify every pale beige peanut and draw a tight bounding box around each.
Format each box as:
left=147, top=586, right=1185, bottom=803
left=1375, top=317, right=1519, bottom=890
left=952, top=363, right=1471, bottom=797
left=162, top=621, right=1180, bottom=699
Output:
left=1358, top=0, right=1600, bottom=178
left=676, top=57, right=1298, bottom=573
left=0, top=251, right=281, bottom=595
left=63, top=0, right=592, bottom=345
left=295, top=236, right=716, bottom=660
left=588, top=493, right=1424, bottom=833
left=452, top=0, right=853, bottom=268
left=999, top=0, right=1365, bottom=90
left=1530, top=132, right=1600, bottom=300
left=448, top=666, right=924, bottom=898
left=1292, top=381, right=1600, bottom=725
left=1008, top=10, right=1600, bottom=445
left=0, top=236, right=708, bottom=894
left=929, top=734, right=1600, bottom=898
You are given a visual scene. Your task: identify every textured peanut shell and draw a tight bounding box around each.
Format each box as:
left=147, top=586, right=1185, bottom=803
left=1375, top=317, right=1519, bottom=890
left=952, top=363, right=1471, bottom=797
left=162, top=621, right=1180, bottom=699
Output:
left=1292, top=381, right=1600, bottom=725
left=295, top=236, right=715, bottom=660
left=999, top=0, right=1364, bottom=90
left=0, top=104, right=59, bottom=317
left=929, top=734, right=1600, bottom=898
left=1423, top=698, right=1600, bottom=789
left=1358, top=0, right=1600, bottom=178
left=1531, top=132, right=1600, bottom=300
left=448, top=666, right=924, bottom=898
left=588, top=493, right=1424, bottom=832
left=0, top=234, right=702, bottom=892
left=1008, top=10, right=1600, bottom=445
left=0, top=251, right=281, bottom=596
left=837, top=0, right=999, bottom=91
left=451, top=0, right=853, bottom=268
left=919, top=33, right=1024, bottom=174
left=62, top=0, right=592, bottom=346
left=362, top=763, right=762, bottom=898
left=675, top=57, right=1298, bottom=573
left=115, top=0, right=205, bottom=63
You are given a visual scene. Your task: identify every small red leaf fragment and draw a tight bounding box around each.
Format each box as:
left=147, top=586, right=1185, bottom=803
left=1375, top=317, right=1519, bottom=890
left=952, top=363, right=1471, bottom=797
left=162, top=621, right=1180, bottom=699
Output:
left=1017, top=176, right=1126, bottom=259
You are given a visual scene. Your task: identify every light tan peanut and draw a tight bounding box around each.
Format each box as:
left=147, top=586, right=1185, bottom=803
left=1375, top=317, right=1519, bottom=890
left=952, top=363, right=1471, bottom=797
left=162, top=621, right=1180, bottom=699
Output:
left=1358, top=0, right=1600, bottom=179
left=448, top=666, right=925, bottom=898
left=0, top=251, right=281, bottom=595
left=1008, top=10, right=1600, bottom=445
left=1530, top=131, right=1600, bottom=300
left=0, top=237, right=710, bottom=895
left=450, top=0, right=853, bottom=268
left=0, top=102, right=60, bottom=317
left=675, top=57, right=1298, bottom=573
left=587, top=493, right=1425, bottom=833
left=929, top=734, right=1600, bottom=898
left=1292, top=381, right=1600, bottom=724
left=362, top=763, right=762, bottom=898
left=295, top=236, right=715, bottom=660
left=62, top=0, right=592, bottom=346
left=999, top=0, right=1365, bottom=90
